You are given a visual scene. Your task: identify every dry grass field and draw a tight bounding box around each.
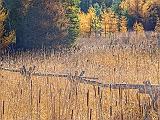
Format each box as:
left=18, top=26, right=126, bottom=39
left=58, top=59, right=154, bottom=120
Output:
left=0, top=32, right=160, bottom=120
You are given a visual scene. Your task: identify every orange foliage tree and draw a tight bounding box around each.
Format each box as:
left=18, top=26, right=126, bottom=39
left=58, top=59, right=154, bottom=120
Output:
left=120, top=0, right=146, bottom=17
left=101, top=10, right=111, bottom=37
left=79, top=6, right=101, bottom=37
left=110, top=12, right=119, bottom=33
left=79, top=12, right=91, bottom=36
left=101, top=10, right=119, bottom=36
left=120, top=16, right=128, bottom=32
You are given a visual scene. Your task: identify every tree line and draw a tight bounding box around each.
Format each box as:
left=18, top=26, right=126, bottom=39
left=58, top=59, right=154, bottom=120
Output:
left=0, top=0, right=160, bottom=50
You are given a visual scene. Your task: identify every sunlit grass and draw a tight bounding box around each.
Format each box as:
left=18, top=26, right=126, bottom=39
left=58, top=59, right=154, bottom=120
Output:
left=0, top=32, right=160, bottom=119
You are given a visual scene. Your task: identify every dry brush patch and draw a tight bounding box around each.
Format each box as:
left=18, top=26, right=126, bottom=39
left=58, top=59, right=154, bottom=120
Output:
left=1, top=71, right=160, bottom=120
left=1, top=32, right=160, bottom=119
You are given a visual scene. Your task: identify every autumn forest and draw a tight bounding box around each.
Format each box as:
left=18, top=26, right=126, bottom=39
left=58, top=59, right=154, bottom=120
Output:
left=0, top=0, right=159, bottom=50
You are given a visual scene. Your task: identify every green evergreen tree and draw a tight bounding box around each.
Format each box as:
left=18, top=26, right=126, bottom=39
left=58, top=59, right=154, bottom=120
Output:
left=88, top=0, right=92, bottom=7
left=100, top=0, right=106, bottom=9
left=93, top=3, right=102, bottom=16
left=65, top=0, right=80, bottom=46
left=111, top=0, right=122, bottom=17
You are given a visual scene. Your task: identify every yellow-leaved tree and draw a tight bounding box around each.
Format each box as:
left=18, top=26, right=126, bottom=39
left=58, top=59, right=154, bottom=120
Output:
left=120, top=16, right=128, bottom=32
left=111, top=13, right=119, bottom=33
left=141, top=0, right=152, bottom=18
left=101, top=10, right=118, bottom=36
left=133, top=21, right=145, bottom=44
left=0, top=1, right=15, bottom=50
left=101, top=10, right=111, bottom=37
left=92, top=15, right=101, bottom=37
left=88, top=7, right=102, bottom=37
left=79, top=7, right=96, bottom=37
left=120, top=0, right=145, bottom=17
left=87, top=7, right=96, bottom=37
left=133, top=21, right=144, bottom=32
left=79, top=7, right=101, bottom=37
left=79, top=12, right=91, bottom=36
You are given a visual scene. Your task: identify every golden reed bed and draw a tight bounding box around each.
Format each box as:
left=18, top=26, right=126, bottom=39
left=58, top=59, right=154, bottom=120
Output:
left=1, top=33, right=160, bottom=119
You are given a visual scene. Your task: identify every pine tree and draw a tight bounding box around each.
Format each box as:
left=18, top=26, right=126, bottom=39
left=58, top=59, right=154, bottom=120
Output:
left=110, top=12, right=119, bottom=33
left=87, top=6, right=96, bottom=37
left=0, top=1, right=15, bottom=49
left=120, top=16, right=128, bottom=32
left=79, top=12, right=91, bottom=36
left=88, top=6, right=101, bottom=37
left=102, top=10, right=119, bottom=35
left=88, top=0, right=92, bottom=7
left=101, top=10, right=111, bottom=37
left=65, top=0, right=80, bottom=46
left=133, top=21, right=144, bottom=32
left=99, top=0, right=106, bottom=9
left=119, top=0, right=128, bottom=10
left=92, top=15, right=101, bottom=37
left=93, top=3, right=102, bottom=16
